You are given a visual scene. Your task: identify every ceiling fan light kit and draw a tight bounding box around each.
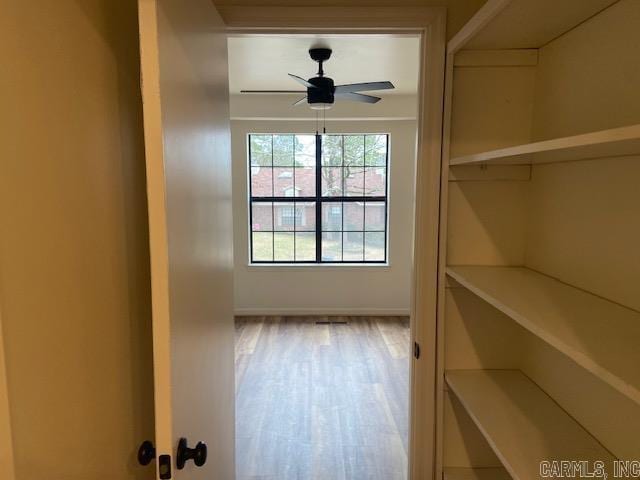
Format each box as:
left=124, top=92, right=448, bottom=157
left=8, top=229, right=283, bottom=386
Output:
left=240, top=48, right=395, bottom=109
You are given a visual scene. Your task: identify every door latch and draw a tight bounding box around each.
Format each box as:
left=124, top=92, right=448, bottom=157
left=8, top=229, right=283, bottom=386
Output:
left=158, top=454, right=172, bottom=479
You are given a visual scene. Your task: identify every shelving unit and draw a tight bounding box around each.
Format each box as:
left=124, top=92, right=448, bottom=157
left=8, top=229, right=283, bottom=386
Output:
left=446, top=266, right=640, bottom=405
left=438, top=0, right=640, bottom=478
left=445, top=370, right=616, bottom=480
left=450, top=124, right=640, bottom=165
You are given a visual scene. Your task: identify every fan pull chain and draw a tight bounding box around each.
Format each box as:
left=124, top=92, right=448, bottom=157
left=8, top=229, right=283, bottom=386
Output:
left=323, top=108, right=326, bottom=134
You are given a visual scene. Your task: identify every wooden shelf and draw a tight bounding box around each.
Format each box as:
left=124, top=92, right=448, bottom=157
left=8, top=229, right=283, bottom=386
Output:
left=449, top=124, right=640, bottom=166
left=446, top=266, right=640, bottom=405
left=445, top=370, right=616, bottom=480
left=449, top=0, right=617, bottom=51
left=444, top=467, right=511, bottom=480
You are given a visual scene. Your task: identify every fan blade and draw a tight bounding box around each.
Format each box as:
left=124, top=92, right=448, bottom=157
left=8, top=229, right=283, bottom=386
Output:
left=335, top=92, right=381, bottom=104
left=288, top=74, right=316, bottom=88
left=334, top=81, right=395, bottom=94
left=241, top=90, right=305, bottom=94
left=293, top=96, right=308, bottom=106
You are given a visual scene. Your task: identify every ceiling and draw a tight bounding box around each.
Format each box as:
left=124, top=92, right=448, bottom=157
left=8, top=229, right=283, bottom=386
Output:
left=227, top=35, right=421, bottom=96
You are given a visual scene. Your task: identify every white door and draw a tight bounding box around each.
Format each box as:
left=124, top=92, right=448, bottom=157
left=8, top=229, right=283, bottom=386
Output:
left=137, top=0, right=234, bottom=478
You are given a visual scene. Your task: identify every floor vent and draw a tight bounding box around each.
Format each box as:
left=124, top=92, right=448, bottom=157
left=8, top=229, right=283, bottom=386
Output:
left=316, top=320, right=348, bottom=325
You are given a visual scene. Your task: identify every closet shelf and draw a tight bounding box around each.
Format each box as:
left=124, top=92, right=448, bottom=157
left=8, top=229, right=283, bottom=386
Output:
left=449, top=124, right=640, bottom=166
left=445, top=370, right=616, bottom=480
left=446, top=266, right=640, bottom=405
left=444, top=467, right=511, bottom=480
left=449, top=0, right=618, bottom=51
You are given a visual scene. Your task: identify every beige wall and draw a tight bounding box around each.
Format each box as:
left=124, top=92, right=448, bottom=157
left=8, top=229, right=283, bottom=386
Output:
left=0, top=1, right=154, bottom=479
left=231, top=112, right=417, bottom=315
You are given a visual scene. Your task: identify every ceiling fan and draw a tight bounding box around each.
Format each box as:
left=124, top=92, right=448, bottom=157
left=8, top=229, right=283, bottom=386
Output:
left=240, top=48, right=395, bottom=110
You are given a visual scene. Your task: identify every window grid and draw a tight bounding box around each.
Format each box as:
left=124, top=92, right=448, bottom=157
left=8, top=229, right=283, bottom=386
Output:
left=249, top=134, right=389, bottom=264
left=340, top=138, right=345, bottom=262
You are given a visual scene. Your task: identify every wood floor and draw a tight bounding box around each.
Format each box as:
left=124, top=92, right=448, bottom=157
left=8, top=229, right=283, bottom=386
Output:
left=235, top=315, right=410, bottom=480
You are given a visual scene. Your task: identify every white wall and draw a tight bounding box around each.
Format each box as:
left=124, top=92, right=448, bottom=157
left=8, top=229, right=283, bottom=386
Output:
left=231, top=96, right=418, bottom=315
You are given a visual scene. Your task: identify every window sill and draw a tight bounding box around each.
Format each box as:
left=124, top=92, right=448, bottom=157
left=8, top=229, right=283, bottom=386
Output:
left=247, top=262, right=390, bottom=269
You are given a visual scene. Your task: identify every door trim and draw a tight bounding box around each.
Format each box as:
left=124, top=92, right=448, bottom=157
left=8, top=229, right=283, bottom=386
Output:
left=137, top=0, right=174, bottom=459
left=223, top=8, right=447, bottom=479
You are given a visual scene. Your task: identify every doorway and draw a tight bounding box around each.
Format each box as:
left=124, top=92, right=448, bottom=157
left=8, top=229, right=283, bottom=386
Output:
left=136, top=3, right=445, bottom=478
left=227, top=33, right=420, bottom=479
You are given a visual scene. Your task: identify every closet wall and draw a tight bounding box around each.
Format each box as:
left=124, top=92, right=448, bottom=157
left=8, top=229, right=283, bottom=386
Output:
left=439, top=0, right=640, bottom=478
left=0, top=1, right=154, bottom=479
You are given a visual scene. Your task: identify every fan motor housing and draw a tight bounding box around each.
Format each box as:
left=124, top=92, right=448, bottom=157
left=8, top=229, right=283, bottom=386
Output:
left=309, top=48, right=332, bottom=63
left=307, top=76, right=335, bottom=106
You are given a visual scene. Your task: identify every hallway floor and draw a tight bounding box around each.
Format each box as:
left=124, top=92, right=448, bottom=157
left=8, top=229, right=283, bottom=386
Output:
left=235, top=316, right=410, bottom=480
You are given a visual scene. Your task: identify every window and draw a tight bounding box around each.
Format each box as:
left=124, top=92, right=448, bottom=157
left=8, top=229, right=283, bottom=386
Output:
left=249, top=133, right=389, bottom=264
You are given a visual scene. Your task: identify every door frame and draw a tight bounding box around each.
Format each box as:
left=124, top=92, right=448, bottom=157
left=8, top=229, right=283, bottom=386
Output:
left=221, top=7, right=447, bottom=479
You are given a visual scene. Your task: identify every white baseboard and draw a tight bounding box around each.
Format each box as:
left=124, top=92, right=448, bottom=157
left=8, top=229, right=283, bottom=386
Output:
left=234, top=307, right=411, bottom=317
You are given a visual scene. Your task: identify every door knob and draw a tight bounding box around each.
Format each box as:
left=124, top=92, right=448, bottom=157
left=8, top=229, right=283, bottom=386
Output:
left=137, top=440, right=156, bottom=466
left=176, top=437, right=207, bottom=469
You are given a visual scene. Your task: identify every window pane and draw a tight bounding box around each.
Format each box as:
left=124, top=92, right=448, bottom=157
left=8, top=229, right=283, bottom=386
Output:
left=322, top=232, right=342, bottom=261
left=343, top=232, right=364, bottom=261
left=364, top=202, right=385, bottom=231
left=273, top=202, right=296, bottom=231
left=322, top=135, right=342, bottom=166
left=321, top=167, right=343, bottom=196
left=294, top=167, right=315, bottom=197
left=250, top=135, right=272, bottom=166
left=343, top=202, right=364, bottom=231
left=295, top=232, right=315, bottom=261
left=322, top=202, right=342, bottom=231
left=344, top=167, right=364, bottom=196
left=295, top=202, right=315, bottom=231
left=364, top=167, right=386, bottom=196
left=249, top=133, right=388, bottom=264
left=344, top=135, right=364, bottom=167
left=274, top=232, right=295, bottom=261
left=365, top=134, right=387, bottom=166
left=252, top=232, right=273, bottom=261
left=273, top=135, right=295, bottom=166
left=365, top=232, right=385, bottom=261
left=251, top=202, right=273, bottom=231
left=273, top=167, right=294, bottom=196
left=250, top=166, right=272, bottom=197
left=295, top=135, right=316, bottom=167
